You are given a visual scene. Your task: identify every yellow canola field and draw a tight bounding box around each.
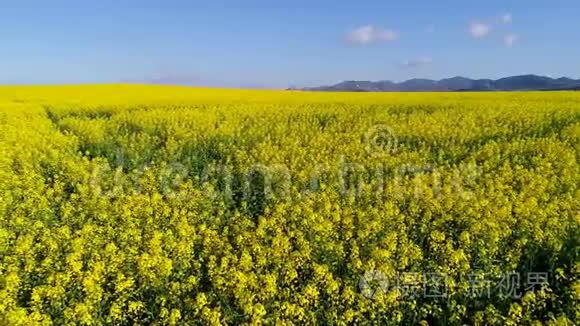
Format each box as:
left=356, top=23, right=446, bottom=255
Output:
left=0, top=85, right=578, bottom=325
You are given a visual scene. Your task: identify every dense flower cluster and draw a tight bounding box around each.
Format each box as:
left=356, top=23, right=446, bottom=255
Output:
left=0, top=86, right=578, bottom=324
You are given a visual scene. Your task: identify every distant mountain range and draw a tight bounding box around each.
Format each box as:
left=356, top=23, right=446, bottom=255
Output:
left=298, top=75, right=580, bottom=92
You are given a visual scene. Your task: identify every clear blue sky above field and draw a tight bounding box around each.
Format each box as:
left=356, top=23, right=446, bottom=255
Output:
left=1, top=0, right=579, bottom=88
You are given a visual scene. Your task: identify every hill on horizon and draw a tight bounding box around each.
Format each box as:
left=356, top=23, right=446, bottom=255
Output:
left=299, top=75, right=580, bottom=92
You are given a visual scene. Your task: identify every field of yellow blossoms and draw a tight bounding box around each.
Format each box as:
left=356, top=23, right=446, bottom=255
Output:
left=0, top=85, right=578, bottom=324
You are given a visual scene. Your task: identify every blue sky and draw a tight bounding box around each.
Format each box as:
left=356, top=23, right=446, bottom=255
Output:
left=1, top=0, right=579, bottom=88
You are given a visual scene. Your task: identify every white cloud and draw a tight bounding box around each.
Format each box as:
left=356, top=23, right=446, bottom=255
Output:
left=346, top=25, right=399, bottom=45
left=504, top=33, right=519, bottom=47
left=501, top=13, right=513, bottom=24
left=400, top=57, right=433, bottom=68
left=469, top=21, right=492, bottom=38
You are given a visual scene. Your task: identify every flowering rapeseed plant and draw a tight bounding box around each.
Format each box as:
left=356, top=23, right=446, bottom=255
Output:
left=0, top=86, right=578, bottom=324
